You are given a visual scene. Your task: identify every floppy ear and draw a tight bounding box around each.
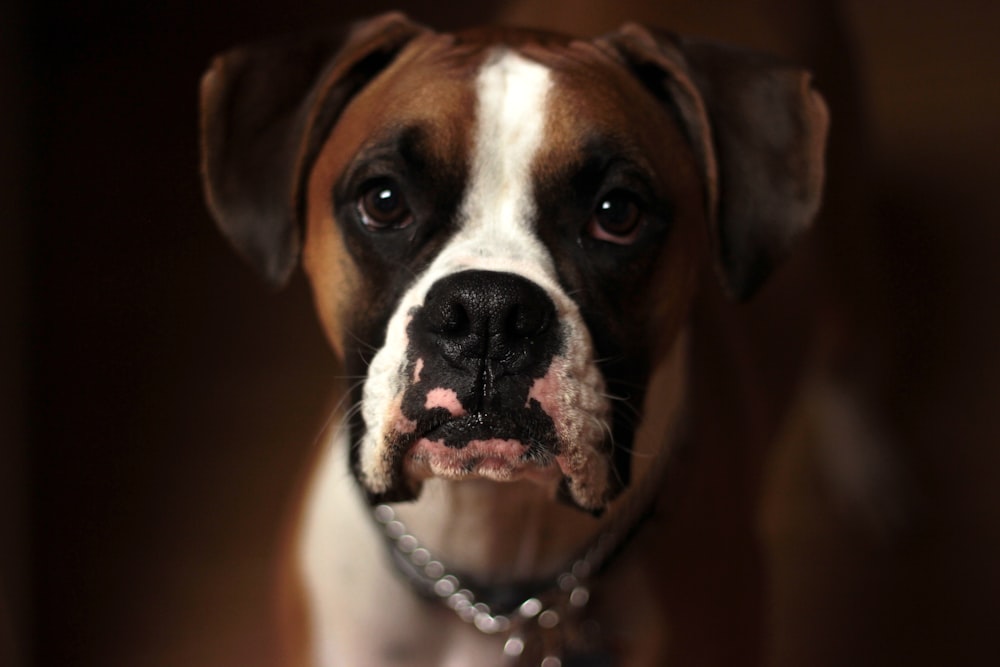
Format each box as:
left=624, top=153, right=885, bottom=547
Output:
left=199, top=12, right=428, bottom=286
left=598, top=24, right=829, bottom=300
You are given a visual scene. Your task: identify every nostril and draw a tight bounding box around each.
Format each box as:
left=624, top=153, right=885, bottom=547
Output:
left=504, top=302, right=549, bottom=340
left=436, top=300, right=470, bottom=336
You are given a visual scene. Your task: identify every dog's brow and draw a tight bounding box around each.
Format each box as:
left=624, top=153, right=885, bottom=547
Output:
left=334, top=124, right=438, bottom=199
left=541, top=135, right=658, bottom=199
left=353, top=124, right=432, bottom=170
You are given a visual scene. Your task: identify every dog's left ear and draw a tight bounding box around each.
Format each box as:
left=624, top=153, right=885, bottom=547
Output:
left=598, top=24, right=829, bottom=300
left=200, top=13, right=428, bottom=286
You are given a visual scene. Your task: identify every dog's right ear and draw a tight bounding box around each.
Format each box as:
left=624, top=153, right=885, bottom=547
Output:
left=200, top=13, right=428, bottom=286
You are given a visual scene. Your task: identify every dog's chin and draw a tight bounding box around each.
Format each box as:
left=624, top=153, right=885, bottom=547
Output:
left=359, top=417, right=617, bottom=514
left=404, top=437, right=563, bottom=487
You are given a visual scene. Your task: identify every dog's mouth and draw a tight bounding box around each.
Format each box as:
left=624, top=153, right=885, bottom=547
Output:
left=403, top=412, right=562, bottom=484
left=355, top=271, right=620, bottom=511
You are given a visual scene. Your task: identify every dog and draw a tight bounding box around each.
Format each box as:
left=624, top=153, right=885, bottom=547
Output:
left=200, top=11, right=828, bottom=666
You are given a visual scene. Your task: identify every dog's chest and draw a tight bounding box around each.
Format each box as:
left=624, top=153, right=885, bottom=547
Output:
left=297, top=431, right=668, bottom=666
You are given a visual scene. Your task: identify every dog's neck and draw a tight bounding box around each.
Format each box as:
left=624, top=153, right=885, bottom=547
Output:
left=390, top=477, right=603, bottom=583
left=387, top=333, right=689, bottom=584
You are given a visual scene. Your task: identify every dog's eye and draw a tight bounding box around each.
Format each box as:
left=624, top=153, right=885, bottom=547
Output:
left=588, top=191, right=643, bottom=244
left=357, top=179, right=413, bottom=230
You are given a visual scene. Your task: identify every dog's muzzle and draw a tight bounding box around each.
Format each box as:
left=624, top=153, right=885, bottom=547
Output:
left=357, top=268, right=616, bottom=512
left=402, top=270, right=562, bottom=478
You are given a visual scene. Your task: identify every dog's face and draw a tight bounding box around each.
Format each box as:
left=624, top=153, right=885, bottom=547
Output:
left=303, top=33, right=707, bottom=510
left=200, top=14, right=828, bottom=513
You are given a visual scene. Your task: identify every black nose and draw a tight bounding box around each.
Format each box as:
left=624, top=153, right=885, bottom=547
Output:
left=421, top=270, right=558, bottom=374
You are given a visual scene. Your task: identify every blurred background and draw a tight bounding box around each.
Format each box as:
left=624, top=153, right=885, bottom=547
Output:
left=2, top=1, right=998, bottom=665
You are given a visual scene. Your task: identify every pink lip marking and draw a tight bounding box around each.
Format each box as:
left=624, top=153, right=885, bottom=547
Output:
left=405, top=437, right=559, bottom=484
left=424, top=387, right=466, bottom=417
left=527, top=366, right=562, bottom=421
left=413, top=357, right=424, bottom=383
left=415, top=437, right=526, bottom=459
left=394, top=415, right=418, bottom=434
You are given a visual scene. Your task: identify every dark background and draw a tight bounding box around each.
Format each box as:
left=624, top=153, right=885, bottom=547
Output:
left=2, top=1, right=999, bottom=666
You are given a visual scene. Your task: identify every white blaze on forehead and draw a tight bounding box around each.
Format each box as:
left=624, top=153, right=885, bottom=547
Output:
left=457, top=49, right=553, bottom=267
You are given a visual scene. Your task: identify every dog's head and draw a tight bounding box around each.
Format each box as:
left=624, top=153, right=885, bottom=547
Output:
left=200, top=13, right=827, bottom=513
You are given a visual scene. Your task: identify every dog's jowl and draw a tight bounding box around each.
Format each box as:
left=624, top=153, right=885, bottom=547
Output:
left=200, top=12, right=827, bottom=666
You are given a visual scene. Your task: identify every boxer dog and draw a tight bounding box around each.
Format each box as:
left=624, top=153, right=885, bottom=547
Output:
left=200, top=12, right=828, bottom=666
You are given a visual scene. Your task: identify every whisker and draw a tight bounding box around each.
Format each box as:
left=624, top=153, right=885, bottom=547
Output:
left=592, top=353, right=626, bottom=366
left=342, top=326, right=381, bottom=356
left=599, top=389, right=644, bottom=423
left=354, top=347, right=374, bottom=369
left=309, top=376, right=371, bottom=453
left=602, top=376, right=649, bottom=391
left=600, top=389, right=632, bottom=403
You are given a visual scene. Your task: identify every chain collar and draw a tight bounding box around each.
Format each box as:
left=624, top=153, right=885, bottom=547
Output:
left=375, top=502, right=620, bottom=664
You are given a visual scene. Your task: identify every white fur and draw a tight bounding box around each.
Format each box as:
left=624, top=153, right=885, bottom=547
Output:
left=458, top=48, right=555, bottom=267
left=298, top=426, right=503, bottom=666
